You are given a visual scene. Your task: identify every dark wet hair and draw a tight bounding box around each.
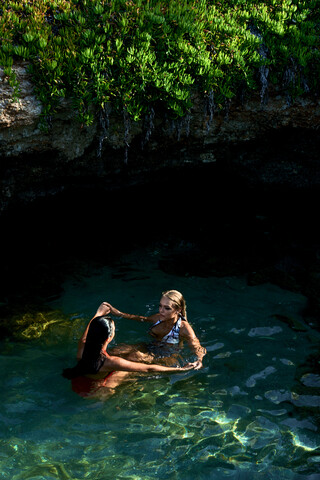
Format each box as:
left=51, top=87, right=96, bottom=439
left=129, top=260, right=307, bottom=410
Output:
left=62, top=316, right=115, bottom=380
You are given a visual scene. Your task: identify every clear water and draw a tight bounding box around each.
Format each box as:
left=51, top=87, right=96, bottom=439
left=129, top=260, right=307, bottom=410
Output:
left=1, top=245, right=320, bottom=480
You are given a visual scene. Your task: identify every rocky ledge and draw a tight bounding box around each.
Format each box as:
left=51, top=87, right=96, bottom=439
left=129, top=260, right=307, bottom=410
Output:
left=1, top=62, right=320, bottom=212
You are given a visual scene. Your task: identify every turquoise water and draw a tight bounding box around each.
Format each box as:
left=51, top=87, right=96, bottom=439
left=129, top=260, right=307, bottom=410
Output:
left=1, top=245, right=320, bottom=480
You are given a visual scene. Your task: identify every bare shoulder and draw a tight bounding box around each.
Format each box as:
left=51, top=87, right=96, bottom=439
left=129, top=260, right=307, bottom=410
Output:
left=147, top=313, right=161, bottom=323
left=101, top=355, right=125, bottom=370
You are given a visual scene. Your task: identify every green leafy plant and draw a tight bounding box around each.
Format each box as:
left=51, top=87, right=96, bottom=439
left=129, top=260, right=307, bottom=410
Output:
left=0, top=0, right=319, bottom=126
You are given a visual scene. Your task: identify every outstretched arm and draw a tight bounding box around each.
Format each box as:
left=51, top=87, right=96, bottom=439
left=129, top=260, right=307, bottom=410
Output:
left=103, top=302, right=159, bottom=324
left=104, top=355, right=195, bottom=374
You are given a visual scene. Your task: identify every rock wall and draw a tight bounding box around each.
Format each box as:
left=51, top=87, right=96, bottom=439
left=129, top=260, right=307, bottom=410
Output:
left=1, top=63, right=320, bottom=328
left=1, top=62, right=320, bottom=211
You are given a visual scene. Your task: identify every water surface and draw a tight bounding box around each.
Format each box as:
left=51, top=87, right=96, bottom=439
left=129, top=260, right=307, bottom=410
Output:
left=1, top=246, right=320, bottom=480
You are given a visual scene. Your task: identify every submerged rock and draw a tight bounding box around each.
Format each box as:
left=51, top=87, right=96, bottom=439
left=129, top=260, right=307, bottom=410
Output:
left=0, top=308, right=71, bottom=340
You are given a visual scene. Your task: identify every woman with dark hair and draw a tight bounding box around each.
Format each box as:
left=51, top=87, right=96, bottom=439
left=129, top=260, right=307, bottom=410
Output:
left=63, top=313, right=195, bottom=397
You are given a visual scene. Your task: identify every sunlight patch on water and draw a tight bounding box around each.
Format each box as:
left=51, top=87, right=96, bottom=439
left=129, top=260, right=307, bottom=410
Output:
left=292, top=433, right=320, bottom=452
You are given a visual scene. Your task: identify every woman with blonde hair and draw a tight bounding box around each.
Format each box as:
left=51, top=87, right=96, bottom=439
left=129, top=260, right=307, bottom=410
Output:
left=92, top=290, right=206, bottom=370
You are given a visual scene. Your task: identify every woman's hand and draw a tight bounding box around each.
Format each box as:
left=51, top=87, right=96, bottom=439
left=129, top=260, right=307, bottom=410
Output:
left=180, top=363, right=196, bottom=371
left=189, top=360, right=203, bottom=370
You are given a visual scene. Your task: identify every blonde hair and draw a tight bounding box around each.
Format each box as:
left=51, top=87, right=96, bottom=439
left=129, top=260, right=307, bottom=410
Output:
left=162, top=290, right=187, bottom=320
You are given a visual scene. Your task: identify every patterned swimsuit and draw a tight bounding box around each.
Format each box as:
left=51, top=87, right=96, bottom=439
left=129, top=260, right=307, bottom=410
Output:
left=149, top=318, right=181, bottom=344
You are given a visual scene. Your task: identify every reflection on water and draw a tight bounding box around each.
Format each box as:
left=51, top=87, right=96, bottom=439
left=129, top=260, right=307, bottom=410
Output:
left=0, top=246, right=320, bottom=480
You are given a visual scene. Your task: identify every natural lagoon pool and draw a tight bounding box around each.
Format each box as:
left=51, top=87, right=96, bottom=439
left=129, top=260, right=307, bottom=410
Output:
left=1, top=243, right=319, bottom=480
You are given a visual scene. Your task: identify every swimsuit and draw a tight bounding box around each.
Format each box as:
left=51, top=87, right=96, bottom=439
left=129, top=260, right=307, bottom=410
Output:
left=72, top=371, right=115, bottom=397
left=149, top=318, right=181, bottom=344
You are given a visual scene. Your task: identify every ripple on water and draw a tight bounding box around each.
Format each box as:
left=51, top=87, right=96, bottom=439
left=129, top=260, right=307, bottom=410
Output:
left=300, top=374, right=320, bottom=388
left=265, top=390, right=320, bottom=407
left=1, top=264, right=319, bottom=480
left=248, top=326, right=283, bottom=337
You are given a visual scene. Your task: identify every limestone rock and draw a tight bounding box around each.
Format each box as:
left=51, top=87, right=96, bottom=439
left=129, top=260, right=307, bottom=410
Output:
left=0, top=63, right=97, bottom=160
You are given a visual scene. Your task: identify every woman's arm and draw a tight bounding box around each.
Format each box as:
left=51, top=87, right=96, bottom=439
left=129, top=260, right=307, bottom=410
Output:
left=77, top=303, right=111, bottom=360
left=104, top=355, right=194, bottom=374
left=104, top=302, right=159, bottom=324
left=180, top=322, right=206, bottom=370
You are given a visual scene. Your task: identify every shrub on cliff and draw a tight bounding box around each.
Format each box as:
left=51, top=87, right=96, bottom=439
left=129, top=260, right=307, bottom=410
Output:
left=0, top=0, right=319, bottom=125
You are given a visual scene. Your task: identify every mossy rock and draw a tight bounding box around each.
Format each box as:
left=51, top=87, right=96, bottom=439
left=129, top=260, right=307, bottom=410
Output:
left=0, top=307, right=79, bottom=341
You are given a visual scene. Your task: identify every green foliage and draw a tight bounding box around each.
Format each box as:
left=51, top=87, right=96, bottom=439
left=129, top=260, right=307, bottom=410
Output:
left=0, top=0, right=319, bottom=124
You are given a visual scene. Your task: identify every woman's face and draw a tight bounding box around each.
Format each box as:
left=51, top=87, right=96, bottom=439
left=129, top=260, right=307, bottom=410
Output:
left=159, top=296, right=180, bottom=322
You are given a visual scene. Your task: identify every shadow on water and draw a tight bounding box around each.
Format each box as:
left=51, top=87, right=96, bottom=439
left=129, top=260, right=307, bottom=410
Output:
left=1, top=161, right=320, bottom=318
